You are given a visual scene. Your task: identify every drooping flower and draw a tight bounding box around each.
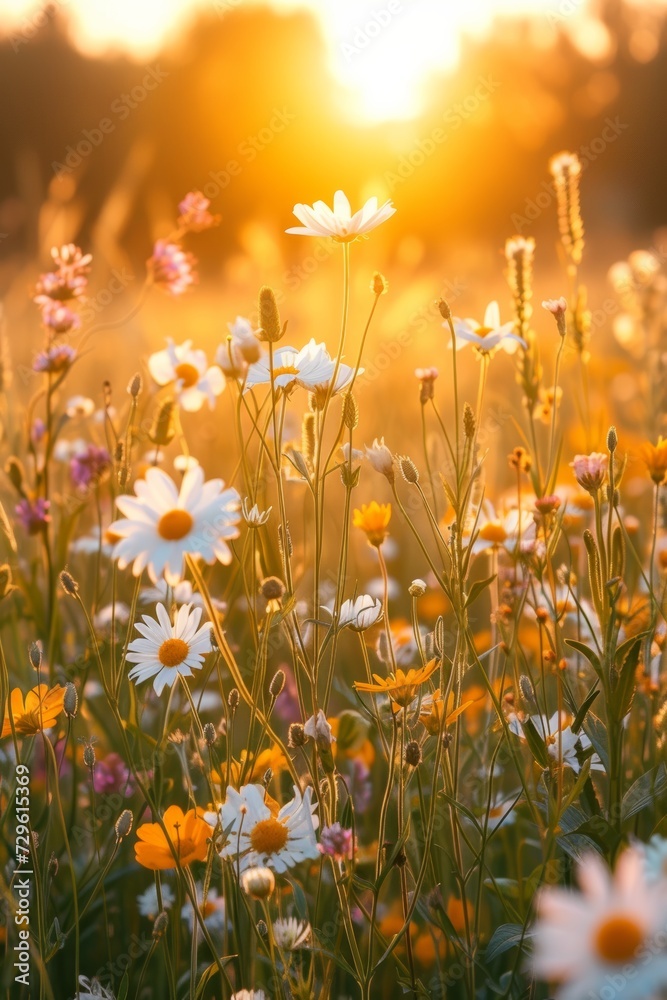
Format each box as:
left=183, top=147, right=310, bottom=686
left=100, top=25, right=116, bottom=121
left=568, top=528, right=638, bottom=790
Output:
left=353, top=501, right=392, bottom=547
left=70, top=444, right=111, bottom=490
left=531, top=846, right=667, bottom=999
left=286, top=190, right=395, bottom=242
left=177, top=191, right=220, bottom=232
left=272, top=917, right=311, bottom=950
left=570, top=452, right=608, bottom=494
left=364, top=438, right=394, bottom=480
left=126, top=603, right=212, bottom=695
left=640, top=438, right=667, bottom=485
left=354, top=660, right=439, bottom=710
left=216, top=317, right=263, bottom=377
left=208, top=783, right=319, bottom=874
left=148, top=339, right=224, bottom=412
left=15, top=498, right=51, bottom=535
left=451, top=301, right=525, bottom=356
left=149, top=240, right=196, bottom=295
left=109, top=465, right=240, bottom=585
left=304, top=710, right=336, bottom=747
left=1, top=684, right=65, bottom=738
left=134, top=805, right=213, bottom=870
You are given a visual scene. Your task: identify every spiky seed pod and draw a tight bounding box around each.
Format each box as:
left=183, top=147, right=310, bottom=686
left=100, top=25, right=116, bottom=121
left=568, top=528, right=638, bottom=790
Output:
left=127, top=373, right=142, bottom=398
left=64, top=682, right=78, bottom=718
left=505, top=235, right=535, bottom=344
left=438, top=298, right=452, bottom=321
left=228, top=688, right=239, bottom=711
left=278, top=522, right=293, bottom=558
left=261, top=576, right=285, bottom=601
left=203, top=722, right=216, bottom=747
left=60, top=570, right=79, bottom=597
left=607, top=425, right=618, bottom=453
left=28, top=641, right=42, bottom=670
left=549, top=151, right=584, bottom=267
left=399, top=455, right=419, bottom=484
left=372, top=272, right=387, bottom=295
left=288, top=722, right=306, bottom=748
left=269, top=670, right=285, bottom=698
left=405, top=740, right=422, bottom=767
left=83, top=744, right=96, bottom=769
left=343, top=391, right=358, bottom=429
left=258, top=286, right=285, bottom=342
left=463, top=403, right=476, bottom=439
left=149, top=398, right=176, bottom=446
left=519, top=675, right=536, bottom=704
left=115, top=809, right=133, bottom=840
left=153, top=911, right=169, bottom=939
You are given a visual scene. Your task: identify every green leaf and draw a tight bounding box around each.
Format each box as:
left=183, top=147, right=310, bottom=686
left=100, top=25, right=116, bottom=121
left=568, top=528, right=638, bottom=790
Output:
left=609, top=634, right=644, bottom=722
left=464, top=574, right=497, bottom=609
left=485, top=923, right=526, bottom=964
left=622, top=763, right=667, bottom=822
left=564, top=639, right=602, bottom=680
left=521, top=717, right=550, bottom=769
left=570, top=687, right=600, bottom=734
left=116, top=973, right=129, bottom=1000
left=581, top=712, right=609, bottom=773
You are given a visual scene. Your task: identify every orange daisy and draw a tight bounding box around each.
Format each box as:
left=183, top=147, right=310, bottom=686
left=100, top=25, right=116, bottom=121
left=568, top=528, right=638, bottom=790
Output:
left=353, top=501, right=391, bottom=547
left=354, top=660, right=438, bottom=709
left=135, top=805, right=213, bottom=870
left=1, top=684, right=65, bottom=739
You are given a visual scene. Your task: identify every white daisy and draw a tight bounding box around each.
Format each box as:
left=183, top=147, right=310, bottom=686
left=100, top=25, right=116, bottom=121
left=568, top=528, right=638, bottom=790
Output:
left=510, top=711, right=604, bottom=774
left=450, top=301, right=526, bottom=356
left=643, top=835, right=667, bottom=883
left=208, top=783, right=319, bottom=874
left=244, top=339, right=357, bottom=396
left=286, top=190, right=396, bottom=242
left=469, top=502, right=536, bottom=556
left=148, top=339, right=224, bottom=412
left=532, top=846, right=667, bottom=999
left=181, top=883, right=226, bottom=935
left=126, top=603, right=212, bottom=695
left=137, top=882, right=175, bottom=918
left=323, top=595, right=383, bottom=632
left=272, top=917, right=311, bottom=950
left=230, top=992, right=266, bottom=1000
left=109, top=465, right=240, bottom=585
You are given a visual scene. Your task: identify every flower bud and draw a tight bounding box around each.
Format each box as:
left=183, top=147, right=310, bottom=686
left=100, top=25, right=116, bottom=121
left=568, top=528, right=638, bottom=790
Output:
left=398, top=455, right=419, bottom=484
left=153, top=911, right=169, bottom=939
left=228, top=688, right=239, bottom=711
left=28, top=641, right=42, bottom=670
left=409, top=579, right=427, bottom=597
left=115, top=809, right=133, bottom=840
left=258, top=286, right=285, bottom=343
left=288, top=722, right=306, bottom=748
left=404, top=740, right=422, bottom=767
left=241, top=866, right=275, bottom=900
left=63, top=682, right=78, bottom=718
left=203, top=722, right=216, bottom=747
left=127, top=373, right=143, bottom=398
left=269, top=670, right=285, bottom=698
left=60, top=570, right=79, bottom=597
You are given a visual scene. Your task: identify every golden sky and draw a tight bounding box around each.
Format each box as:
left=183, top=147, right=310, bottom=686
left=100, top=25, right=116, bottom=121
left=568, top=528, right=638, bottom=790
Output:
left=0, top=0, right=642, bottom=122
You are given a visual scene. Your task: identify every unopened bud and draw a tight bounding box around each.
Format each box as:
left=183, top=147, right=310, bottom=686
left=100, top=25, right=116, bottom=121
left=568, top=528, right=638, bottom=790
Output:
left=203, top=722, right=216, bottom=747
left=115, top=809, right=133, bottom=840
left=607, top=425, right=618, bottom=453
left=28, top=641, right=42, bottom=670
left=153, top=911, right=169, bottom=939
left=269, top=670, right=285, bottom=698
left=64, top=682, right=78, bottom=718
left=398, top=455, right=419, bottom=484
left=240, top=866, right=275, bottom=900
left=404, top=740, right=422, bottom=767
left=60, top=570, right=79, bottom=597
left=228, top=688, right=239, bottom=711
left=438, top=298, right=452, bottom=321
left=258, top=286, right=285, bottom=343
left=128, top=373, right=142, bottom=398
left=343, top=392, right=358, bottom=430
left=288, top=722, right=306, bottom=748
left=371, top=272, right=387, bottom=295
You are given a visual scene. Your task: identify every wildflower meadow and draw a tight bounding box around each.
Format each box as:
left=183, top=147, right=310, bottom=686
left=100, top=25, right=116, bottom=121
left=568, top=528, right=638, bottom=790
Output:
left=3, top=35, right=667, bottom=1000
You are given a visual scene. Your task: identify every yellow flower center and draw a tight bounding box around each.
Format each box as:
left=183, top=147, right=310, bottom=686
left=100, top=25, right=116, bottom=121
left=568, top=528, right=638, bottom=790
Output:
left=594, top=914, right=644, bottom=963
left=272, top=365, right=300, bottom=379
left=158, top=509, right=194, bottom=541
left=158, top=637, right=190, bottom=667
left=174, top=362, right=200, bottom=388
left=250, top=817, right=289, bottom=856
left=476, top=325, right=493, bottom=338
left=479, top=521, right=508, bottom=543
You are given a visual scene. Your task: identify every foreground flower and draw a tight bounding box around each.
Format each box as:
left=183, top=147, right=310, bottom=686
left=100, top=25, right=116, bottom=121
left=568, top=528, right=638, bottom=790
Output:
left=149, top=240, right=196, bottom=295
left=126, top=603, right=212, bottom=695
left=272, top=917, right=311, bottom=950
left=353, top=501, right=392, bottom=547
left=148, top=339, right=224, bottom=411
left=209, top=783, right=319, bottom=873
left=109, top=466, right=240, bottom=585
left=2, top=684, right=65, bottom=738
left=640, top=437, right=667, bottom=485
left=244, top=339, right=356, bottom=396
left=570, top=452, right=608, bottom=494
left=532, top=846, right=667, bottom=999
left=451, top=301, right=525, bottom=355
left=15, top=497, right=51, bottom=535
left=135, top=805, right=212, bottom=870
left=286, top=190, right=395, bottom=242
left=354, top=661, right=438, bottom=709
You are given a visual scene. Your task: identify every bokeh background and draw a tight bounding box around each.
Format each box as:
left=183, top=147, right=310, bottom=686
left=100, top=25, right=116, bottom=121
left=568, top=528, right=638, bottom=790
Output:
left=0, top=0, right=665, bottom=510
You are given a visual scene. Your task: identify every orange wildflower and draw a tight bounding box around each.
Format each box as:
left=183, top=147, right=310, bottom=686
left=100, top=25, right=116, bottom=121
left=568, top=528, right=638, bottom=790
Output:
left=354, top=660, right=438, bottom=709
left=640, top=438, right=667, bottom=485
left=1, top=684, right=65, bottom=739
left=353, top=501, right=391, bottom=547
left=135, top=805, right=212, bottom=870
